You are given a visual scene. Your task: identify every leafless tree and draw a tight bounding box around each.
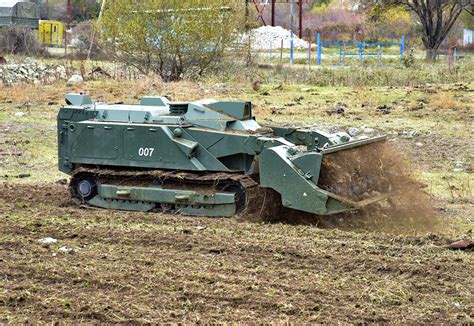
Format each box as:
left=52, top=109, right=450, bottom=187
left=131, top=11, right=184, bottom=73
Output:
left=375, top=0, right=472, bottom=59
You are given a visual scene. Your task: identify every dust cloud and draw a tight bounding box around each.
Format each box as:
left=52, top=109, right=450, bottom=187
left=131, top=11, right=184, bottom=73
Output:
left=262, top=141, right=440, bottom=234
left=319, top=141, right=439, bottom=233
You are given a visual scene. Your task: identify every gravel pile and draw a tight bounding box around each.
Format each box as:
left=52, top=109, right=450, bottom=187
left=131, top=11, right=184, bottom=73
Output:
left=238, top=25, right=309, bottom=50
left=0, top=58, right=67, bottom=86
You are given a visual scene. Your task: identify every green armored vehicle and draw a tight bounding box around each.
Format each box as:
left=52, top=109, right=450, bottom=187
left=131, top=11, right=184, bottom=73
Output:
left=58, top=93, right=387, bottom=217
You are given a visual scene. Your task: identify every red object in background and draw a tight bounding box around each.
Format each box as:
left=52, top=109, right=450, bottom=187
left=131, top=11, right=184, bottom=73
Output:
left=250, top=0, right=304, bottom=38
left=442, top=239, right=473, bottom=250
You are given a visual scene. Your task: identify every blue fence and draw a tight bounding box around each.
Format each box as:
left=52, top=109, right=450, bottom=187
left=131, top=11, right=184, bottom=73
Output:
left=263, top=32, right=460, bottom=66
left=316, top=33, right=405, bottom=65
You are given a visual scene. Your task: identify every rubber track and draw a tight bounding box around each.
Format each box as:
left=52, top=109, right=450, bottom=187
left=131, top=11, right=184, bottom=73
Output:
left=70, top=166, right=282, bottom=218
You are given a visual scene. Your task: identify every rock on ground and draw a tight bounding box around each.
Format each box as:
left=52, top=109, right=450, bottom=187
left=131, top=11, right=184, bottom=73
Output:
left=0, top=59, right=66, bottom=86
left=67, top=75, right=84, bottom=85
left=238, top=26, right=310, bottom=50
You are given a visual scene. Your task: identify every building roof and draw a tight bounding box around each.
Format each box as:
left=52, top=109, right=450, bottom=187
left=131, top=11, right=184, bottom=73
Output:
left=0, top=0, right=26, bottom=8
left=0, top=0, right=39, bottom=19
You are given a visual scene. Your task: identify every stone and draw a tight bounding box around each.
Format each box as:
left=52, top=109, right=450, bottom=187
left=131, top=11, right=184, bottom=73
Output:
left=59, top=246, right=77, bottom=254
left=14, top=112, right=25, bottom=117
left=67, top=75, right=84, bottom=85
left=415, top=142, right=424, bottom=147
left=0, top=61, right=67, bottom=86
left=348, top=127, right=361, bottom=136
left=23, top=57, right=36, bottom=65
left=333, top=104, right=345, bottom=114
left=363, top=127, right=375, bottom=134
left=400, top=130, right=418, bottom=139
left=38, top=237, right=57, bottom=246
left=238, top=25, right=310, bottom=50
left=453, top=161, right=463, bottom=172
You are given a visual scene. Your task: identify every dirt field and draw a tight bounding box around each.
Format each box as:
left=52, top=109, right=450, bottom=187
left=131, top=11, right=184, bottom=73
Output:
left=0, top=74, right=473, bottom=323
left=1, top=183, right=472, bottom=323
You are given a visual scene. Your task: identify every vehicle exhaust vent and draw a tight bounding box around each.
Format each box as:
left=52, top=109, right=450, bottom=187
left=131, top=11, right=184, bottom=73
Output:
left=169, top=103, right=188, bottom=115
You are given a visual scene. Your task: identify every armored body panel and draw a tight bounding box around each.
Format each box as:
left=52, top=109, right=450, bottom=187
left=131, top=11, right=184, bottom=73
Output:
left=58, top=93, right=386, bottom=217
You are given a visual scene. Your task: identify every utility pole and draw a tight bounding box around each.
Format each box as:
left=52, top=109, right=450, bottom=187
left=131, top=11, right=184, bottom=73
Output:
left=290, top=0, right=294, bottom=64
left=271, top=0, right=275, bottom=26
left=65, top=0, right=71, bottom=58
left=298, top=0, right=303, bottom=39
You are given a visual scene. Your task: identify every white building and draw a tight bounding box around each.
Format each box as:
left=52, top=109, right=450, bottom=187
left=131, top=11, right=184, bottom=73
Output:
left=464, top=29, right=473, bottom=46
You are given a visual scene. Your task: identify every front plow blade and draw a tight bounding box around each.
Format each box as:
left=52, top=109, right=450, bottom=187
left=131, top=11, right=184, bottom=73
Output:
left=259, top=136, right=388, bottom=215
left=321, top=135, right=386, bottom=154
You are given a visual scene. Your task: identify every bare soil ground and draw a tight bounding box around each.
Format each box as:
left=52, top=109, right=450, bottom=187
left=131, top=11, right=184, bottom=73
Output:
left=0, top=183, right=472, bottom=324
left=0, top=77, right=472, bottom=323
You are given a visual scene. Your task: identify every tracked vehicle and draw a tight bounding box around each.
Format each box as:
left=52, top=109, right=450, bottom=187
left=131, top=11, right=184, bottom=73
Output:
left=58, top=93, right=387, bottom=217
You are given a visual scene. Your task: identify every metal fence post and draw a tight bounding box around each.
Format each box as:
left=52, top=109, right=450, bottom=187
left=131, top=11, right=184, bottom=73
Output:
left=280, top=39, right=283, bottom=63
left=378, top=44, right=382, bottom=65
left=359, top=42, right=363, bottom=64
left=308, top=32, right=311, bottom=69
left=290, top=0, right=294, bottom=65
left=317, top=33, right=321, bottom=65
left=339, top=42, right=342, bottom=65
left=400, top=35, right=405, bottom=60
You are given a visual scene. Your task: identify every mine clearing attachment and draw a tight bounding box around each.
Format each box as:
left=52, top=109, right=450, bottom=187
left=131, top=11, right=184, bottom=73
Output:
left=59, top=93, right=388, bottom=217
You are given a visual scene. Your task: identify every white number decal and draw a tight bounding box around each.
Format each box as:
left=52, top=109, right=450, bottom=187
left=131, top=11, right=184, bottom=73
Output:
left=138, top=147, right=155, bottom=157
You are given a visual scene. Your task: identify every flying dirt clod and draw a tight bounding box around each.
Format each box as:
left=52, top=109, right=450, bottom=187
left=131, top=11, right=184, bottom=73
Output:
left=58, top=93, right=410, bottom=219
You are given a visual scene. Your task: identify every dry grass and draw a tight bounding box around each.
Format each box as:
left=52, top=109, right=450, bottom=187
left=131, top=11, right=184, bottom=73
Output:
left=430, top=92, right=466, bottom=110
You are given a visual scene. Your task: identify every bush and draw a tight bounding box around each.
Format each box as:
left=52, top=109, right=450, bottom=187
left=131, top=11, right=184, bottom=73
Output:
left=100, top=0, right=245, bottom=82
left=71, top=20, right=104, bottom=59
left=306, top=6, right=364, bottom=41
left=0, top=25, right=46, bottom=56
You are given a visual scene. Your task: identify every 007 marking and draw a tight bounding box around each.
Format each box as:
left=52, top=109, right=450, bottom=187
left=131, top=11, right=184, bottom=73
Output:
left=138, top=147, right=154, bottom=157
